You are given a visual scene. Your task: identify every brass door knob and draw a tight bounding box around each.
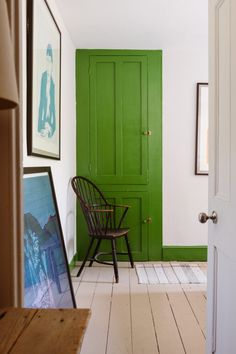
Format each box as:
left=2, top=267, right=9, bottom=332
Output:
left=198, top=211, right=218, bottom=224
left=143, top=217, right=152, bottom=224
left=143, top=130, right=152, bottom=136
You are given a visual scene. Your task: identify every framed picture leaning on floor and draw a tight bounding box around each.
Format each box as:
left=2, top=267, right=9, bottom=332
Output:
left=23, top=167, right=76, bottom=308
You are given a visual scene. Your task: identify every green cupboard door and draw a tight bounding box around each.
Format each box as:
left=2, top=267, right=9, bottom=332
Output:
left=76, top=50, right=162, bottom=261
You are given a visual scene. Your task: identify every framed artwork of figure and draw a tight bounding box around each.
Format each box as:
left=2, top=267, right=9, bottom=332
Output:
left=27, top=0, right=61, bottom=159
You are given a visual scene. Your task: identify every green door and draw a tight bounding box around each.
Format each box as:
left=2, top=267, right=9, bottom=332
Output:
left=76, top=50, right=162, bottom=261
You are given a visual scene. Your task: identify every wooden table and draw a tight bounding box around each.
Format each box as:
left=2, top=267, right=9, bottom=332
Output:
left=0, top=307, right=90, bottom=354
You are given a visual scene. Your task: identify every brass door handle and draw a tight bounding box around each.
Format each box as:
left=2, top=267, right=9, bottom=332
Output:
left=198, top=211, right=218, bottom=224
left=143, top=217, right=152, bottom=224
left=143, top=130, right=152, bottom=136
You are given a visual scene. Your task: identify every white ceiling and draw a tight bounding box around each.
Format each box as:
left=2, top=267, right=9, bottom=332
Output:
left=55, top=0, right=208, bottom=49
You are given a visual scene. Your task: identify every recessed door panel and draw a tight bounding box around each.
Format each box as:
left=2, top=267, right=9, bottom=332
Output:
left=122, top=59, right=147, bottom=178
left=215, top=0, right=231, bottom=200
left=96, top=62, right=116, bottom=176
left=90, top=56, right=148, bottom=185
left=103, top=192, right=149, bottom=261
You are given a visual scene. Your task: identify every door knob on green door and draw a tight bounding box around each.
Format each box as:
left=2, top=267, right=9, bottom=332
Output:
left=143, top=130, right=152, bottom=136
left=143, top=217, right=152, bottom=224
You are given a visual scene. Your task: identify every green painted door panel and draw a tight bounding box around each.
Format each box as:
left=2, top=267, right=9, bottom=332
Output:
left=76, top=49, right=162, bottom=261
left=90, top=55, right=148, bottom=185
left=103, top=191, right=149, bottom=260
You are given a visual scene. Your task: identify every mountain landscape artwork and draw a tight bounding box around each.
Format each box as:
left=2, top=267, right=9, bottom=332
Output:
left=23, top=167, right=76, bottom=308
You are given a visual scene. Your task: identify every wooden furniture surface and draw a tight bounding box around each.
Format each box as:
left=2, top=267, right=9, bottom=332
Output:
left=0, top=307, right=90, bottom=354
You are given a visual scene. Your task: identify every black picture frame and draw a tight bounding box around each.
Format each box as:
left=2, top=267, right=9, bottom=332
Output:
left=195, top=82, right=209, bottom=175
left=27, top=0, right=61, bottom=159
left=23, top=167, right=76, bottom=308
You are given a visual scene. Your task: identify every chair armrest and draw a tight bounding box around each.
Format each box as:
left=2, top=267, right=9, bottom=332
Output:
left=88, top=204, right=130, bottom=229
left=91, top=203, right=131, bottom=209
left=88, top=208, right=114, bottom=213
left=108, top=204, right=131, bottom=209
left=105, top=204, right=131, bottom=228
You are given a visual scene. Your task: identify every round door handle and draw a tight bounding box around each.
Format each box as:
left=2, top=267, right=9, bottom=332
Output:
left=143, top=217, right=152, bottom=224
left=198, top=211, right=218, bottom=224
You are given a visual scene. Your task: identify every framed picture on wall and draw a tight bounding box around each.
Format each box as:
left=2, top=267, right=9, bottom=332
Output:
left=195, top=83, right=209, bottom=175
left=27, top=0, right=61, bottom=159
left=23, top=167, right=76, bottom=308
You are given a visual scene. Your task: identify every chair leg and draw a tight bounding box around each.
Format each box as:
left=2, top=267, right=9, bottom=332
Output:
left=77, top=238, right=95, bottom=277
left=89, top=239, right=102, bottom=267
left=111, top=239, right=119, bottom=283
left=125, top=235, right=134, bottom=268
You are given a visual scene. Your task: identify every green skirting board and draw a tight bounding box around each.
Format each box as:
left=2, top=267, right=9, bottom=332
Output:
left=69, top=253, right=78, bottom=271
left=162, top=246, right=207, bottom=262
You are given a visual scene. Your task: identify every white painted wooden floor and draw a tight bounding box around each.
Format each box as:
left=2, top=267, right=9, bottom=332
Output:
left=71, top=262, right=207, bottom=354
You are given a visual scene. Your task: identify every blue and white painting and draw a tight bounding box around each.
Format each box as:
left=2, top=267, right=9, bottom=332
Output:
left=37, top=43, right=56, bottom=139
left=23, top=169, right=75, bottom=308
left=30, top=0, right=61, bottom=159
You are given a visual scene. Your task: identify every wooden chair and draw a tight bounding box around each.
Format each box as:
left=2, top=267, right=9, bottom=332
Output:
left=71, top=176, right=134, bottom=283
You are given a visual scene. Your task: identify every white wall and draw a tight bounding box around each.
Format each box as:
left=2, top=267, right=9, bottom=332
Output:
left=22, top=0, right=77, bottom=261
left=163, top=44, right=208, bottom=245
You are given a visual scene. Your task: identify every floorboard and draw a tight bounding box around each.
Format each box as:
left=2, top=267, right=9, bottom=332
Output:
left=72, top=262, right=206, bottom=354
left=130, top=268, right=159, bottom=354
left=167, top=285, right=206, bottom=354
left=106, top=268, right=132, bottom=354
left=148, top=284, right=185, bottom=354
left=182, top=284, right=207, bottom=337
left=80, top=283, right=113, bottom=354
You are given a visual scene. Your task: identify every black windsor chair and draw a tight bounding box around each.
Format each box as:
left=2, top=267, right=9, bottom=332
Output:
left=71, top=176, right=134, bottom=283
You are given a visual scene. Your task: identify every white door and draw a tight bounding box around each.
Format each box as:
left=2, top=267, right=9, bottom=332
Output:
left=207, top=0, right=236, bottom=353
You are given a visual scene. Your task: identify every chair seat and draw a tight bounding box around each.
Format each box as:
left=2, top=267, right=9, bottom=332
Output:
left=90, top=228, right=130, bottom=239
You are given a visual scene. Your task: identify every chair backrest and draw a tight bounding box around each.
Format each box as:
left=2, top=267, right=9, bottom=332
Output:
left=71, top=176, right=112, bottom=236
left=71, top=176, right=107, bottom=206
